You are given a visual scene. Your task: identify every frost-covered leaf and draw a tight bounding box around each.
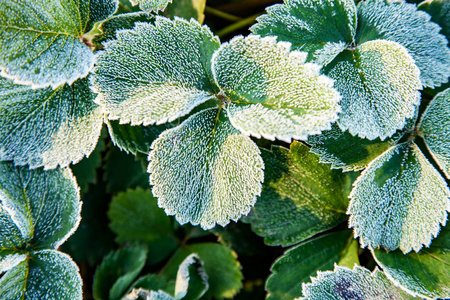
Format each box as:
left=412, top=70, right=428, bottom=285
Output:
left=108, top=188, right=178, bottom=264
left=266, top=231, right=358, bottom=300
left=163, top=0, right=206, bottom=23
left=419, top=88, right=450, bottom=179
left=160, top=243, right=242, bottom=299
left=419, top=0, right=450, bottom=44
left=0, top=77, right=104, bottom=170
left=0, top=162, right=81, bottom=250
left=125, top=289, right=174, bottom=300
left=373, top=224, right=450, bottom=299
left=130, top=0, right=172, bottom=12
left=93, top=245, right=148, bottom=300
left=251, top=0, right=357, bottom=65
left=0, top=0, right=116, bottom=88
left=148, top=108, right=264, bottom=229
left=349, top=142, right=450, bottom=253
left=213, top=35, right=341, bottom=142
left=301, top=265, right=415, bottom=300
left=126, top=275, right=173, bottom=298
left=244, top=142, right=355, bottom=246
left=356, top=0, right=450, bottom=88
left=174, top=254, right=208, bottom=300
left=0, top=250, right=82, bottom=300
left=324, top=40, right=421, bottom=140
left=93, top=17, right=220, bottom=126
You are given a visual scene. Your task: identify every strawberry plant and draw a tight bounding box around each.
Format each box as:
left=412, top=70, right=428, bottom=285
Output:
left=0, top=0, right=450, bottom=299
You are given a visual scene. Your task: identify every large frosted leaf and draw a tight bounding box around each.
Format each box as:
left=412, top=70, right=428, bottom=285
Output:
left=0, top=77, right=103, bottom=169
left=213, top=35, right=341, bottom=143
left=244, top=142, right=354, bottom=246
left=324, top=39, right=421, bottom=140
left=0, top=250, right=82, bottom=300
left=251, top=0, right=357, bottom=65
left=0, top=162, right=81, bottom=250
left=349, top=142, right=450, bottom=253
left=356, top=0, right=450, bottom=88
left=148, top=108, right=264, bottom=229
left=301, top=265, right=415, bottom=300
left=0, top=0, right=116, bottom=88
left=419, top=0, right=450, bottom=44
left=373, top=224, right=450, bottom=299
left=130, top=0, right=172, bottom=12
left=93, top=17, right=220, bottom=126
left=419, top=88, right=450, bottom=179
left=266, top=231, right=359, bottom=300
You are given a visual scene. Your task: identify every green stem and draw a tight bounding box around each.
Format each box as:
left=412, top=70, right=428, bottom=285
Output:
left=204, top=6, right=242, bottom=22
left=216, top=12, right=262, bottom=38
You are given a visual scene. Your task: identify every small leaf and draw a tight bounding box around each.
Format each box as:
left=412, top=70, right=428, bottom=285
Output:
left=127, top=274, right=173, bottom=297
left=107, top=188, right=178, bottom=264
left=163, top=0, right=206, bottom=23
left=419, top=88, right=450, bottom=179
left=244, top=142, right=355, bottom=247
left=213, top=35, right=341, bottom=142
left=130, top=0, right=172, bottom=12
left=251, top=0, right=357, bottom=65
left=93, top=245, right=148, bottom=300
left=174, top=254, right=208, bottom=300
left=324, top=39, right=421, bottom=140
left=148, top=108, right=264, bottom=229
left=0, top=210, right=25, bottom=257
left=301, top=265, right=415, bottom=300
left=266, top=231, right=358, bottom=300
left=92, top=17, right=220, bottom=126
left=0, top=250, right=82, bottom=300
left=125, top=289, right=174, bottom=300
left=0, top=77, right=104, bottom=170
left=372, top=224, right=450, bottom=299
left=159, top=243, right=242, bottom=299
left=85, top=0, right=119, bottom=32
left=349, top=142, right=450, bottom=253
left=418, top=0, right=450, bottom=44
left=356, top=0, right=450, bottom=88
left=0, top=162, right=81, bottom=250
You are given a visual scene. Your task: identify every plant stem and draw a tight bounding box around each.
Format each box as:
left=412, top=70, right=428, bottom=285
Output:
left=204, top=6, right=242, bottom=22
left=216, top=12, right=262, bottom=38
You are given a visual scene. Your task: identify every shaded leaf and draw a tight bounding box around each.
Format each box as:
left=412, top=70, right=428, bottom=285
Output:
left=349, top=142, right=450, bottom=253
left=174, top=254, right=208, bottom=300
left=148, top=108, right=264, bottom=229
left=163, top=0, right=206, bottom=23
left=418, top=0, right=450, bottom=44
left=0, top=77, right=104, bottom=170
left=214, top=35, right=340, bottom=142
left=244, top=142, right=355, bottom=246
left=130, top=0, right=172, bottom=12
left=86, top=0, right=119, bottom=32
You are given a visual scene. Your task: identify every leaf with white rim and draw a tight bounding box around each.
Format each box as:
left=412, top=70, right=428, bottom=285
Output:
left=148, top=108, right=264, bottom=229
left=0, top=162, right=81, bottom=250
left=213, top=35, right=341, bottom=143
left=92, top=17, right=220, bottom=126
left=301, top=265, right=415, bottom=300
left=324, top=39, right=421, bottom=140
left=251, top=0, right=357, bottom=66
left=348, top=142, right=450, bottom=253
left=419, top=88, right=450, bottom=179
left=130, top=0, right=172, bottom=12
left=174, top=254, right=208, bottom=300
left=0, top=0, right=117, bottom=89
left=356, top=0, right=450, bottom=88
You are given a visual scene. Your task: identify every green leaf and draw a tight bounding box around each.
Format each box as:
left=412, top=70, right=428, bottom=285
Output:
left=163, top=0, right=206, bottom=23
left=148, top=108, right=264, bottom=229
left=244, top=142, right=354, bottom=247
left=324, top=40, right=421, bottom=140
left=372, top=224, right=450, bottom=299
left=127, top=274, right=173, bottom=297
left=301, top=265, right=415, bottom=300
left=0, top=162, right=81, bottom=250
left=0, top=0, right=116, bottom=88
left=93, top=17, right=220, bottom=126
left=419, top=0, right=450, bottom=45
left=130, top=0, right=172, bottom=12
left=213, top=35, right=341, bottom=143
left=349, top=142, right=450, bottom=253
left=266, top=231, right=358, bottom=300
left=108, top=188, right=178, bottom=264
left=356, top=0, right=450, bottom=88
left=0, top=77, right=104, bottom=169
left=93, top=245, right=148, bottom=300
left=0, top=250, right=82, bottom=300
left=251, top=0, right=357, bottom=65
left=174, top=254, right=208, bottom=300
left=419, top=88, right=450, bottom=179
left=160, top=243, right=242, bottom=299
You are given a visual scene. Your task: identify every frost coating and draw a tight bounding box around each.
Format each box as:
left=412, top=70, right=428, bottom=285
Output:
left=251, top=0, right=357, bottom=65
left=130, top=0, right=172, bottom=12
left=326, top=40, right=421, bottom=140
left=301, top=265, right=414, bottom=300
left=0, top=77, right=104, bottom=170
left=213, top=35, right=341, bottom=142
left=148, top=108, right=264, bottom=229
left=356, top=0, right=450, bottom=88
left=174, top=254, right=208, bottom=300
left=348, top=143, right=450, bottom=253
left=92, top=17, right=220, bottom=126
left=419, top=88, right=450, bottom=179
